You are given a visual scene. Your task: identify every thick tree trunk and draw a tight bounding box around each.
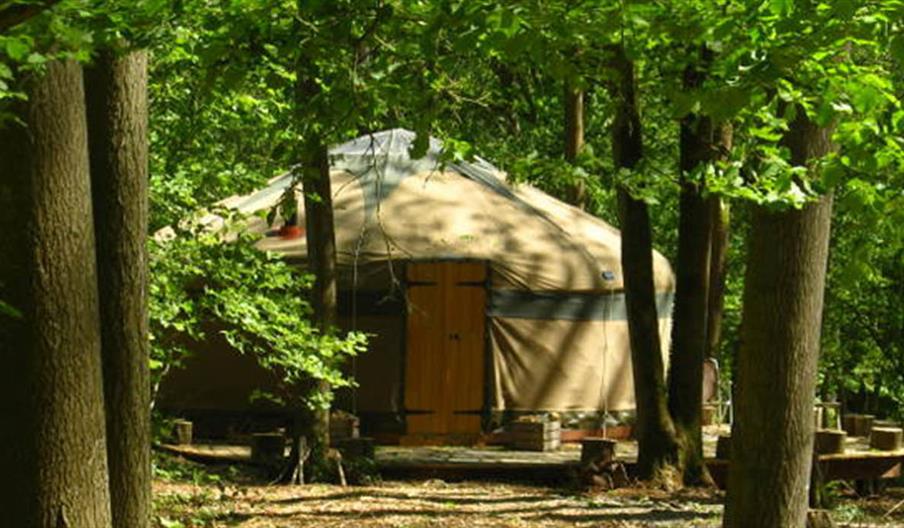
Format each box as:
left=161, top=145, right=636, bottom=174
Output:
left=723, top=111, right=835, bottom=528
left=705, top=197, right=730, bottom=360
left=85, top=49, right=151, bottom=528
left=608, top=45, right=680, bottom=482
left=0, top=59, right=113, bottom=527
left=564, top=80, right=586, bottom=208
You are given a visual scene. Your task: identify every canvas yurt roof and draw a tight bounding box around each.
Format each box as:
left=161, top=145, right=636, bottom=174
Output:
left=218, top=128, right=674, bottom=294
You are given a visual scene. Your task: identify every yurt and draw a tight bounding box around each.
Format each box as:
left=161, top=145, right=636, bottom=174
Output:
left=157, top=129, right=675, bottom=442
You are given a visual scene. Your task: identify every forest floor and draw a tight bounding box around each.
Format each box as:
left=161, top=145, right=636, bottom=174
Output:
left=152, top=454, right=904, bottom=528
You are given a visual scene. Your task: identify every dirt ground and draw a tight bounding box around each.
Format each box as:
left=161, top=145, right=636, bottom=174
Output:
left=153, top=472, right=904, bottom=527
left=154, top=479, right=724, bottom=527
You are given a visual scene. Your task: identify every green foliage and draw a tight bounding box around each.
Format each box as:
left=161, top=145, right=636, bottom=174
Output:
left=0, top=297, right=20, bottom=319
left=820, top=175, right=904, bottom=418
left=149, top=212, right=367, bottom=410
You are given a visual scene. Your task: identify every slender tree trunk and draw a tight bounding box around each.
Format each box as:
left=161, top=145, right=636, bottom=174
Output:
left=85, top=49, right=151, bottom=528
left=564, top=79, right=586, bottom=208
left=668, top=48, right=734, bottom=485
left=667, top=54, right=734, bottom=484
left=289, top=0, right=336, bottom=482
left=608, top=45, right=680, bottom=483
left=705, top=197, right=730, bottom=360
left=301, top=140, right=336, bottom=470
left=0, top=59, right=112, bottom=527
left=723, top=110, right=835, bottom=528
left=667, top=134, right=713, bottom=484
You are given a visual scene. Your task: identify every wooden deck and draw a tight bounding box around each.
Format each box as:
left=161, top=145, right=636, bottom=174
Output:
left=157, top=427, right=903, bottom=486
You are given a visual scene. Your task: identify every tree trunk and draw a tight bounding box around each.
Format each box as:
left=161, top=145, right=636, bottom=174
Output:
left=723, top=110, right=835, bottom=528
left=667, top=123, right=713, bottom=485
left=564, top=79, right=586, bottom=208
left=291, top=0, right=336, bottom=481
left=705, top=197, right=730, bottom=360
left=608, top=45, right=680, bottom=483
left=301, top=142, right=336, bottom=464
left=0, top=59, right=112, bottom=527
left=668, top=59, right=734, bottom=483
left=668, top=49, right=733, bottom=485
left=85, top=48, right=151, bottom=528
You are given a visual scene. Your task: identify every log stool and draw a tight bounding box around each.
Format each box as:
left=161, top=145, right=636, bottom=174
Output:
left=842, top=414, right=875, bottom=437
left=870, top=427, right=903, bottom=451
left=581, top=437, right=616, bottom=466
left=579, top=437, right=626, bottom=489
left=173, top=419, right=193, bottom=445
left=814, top=429, right=846, bottom=455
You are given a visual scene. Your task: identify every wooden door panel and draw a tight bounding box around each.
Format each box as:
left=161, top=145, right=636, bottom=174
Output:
left=404, top=263, right=445, bottom=434
left=445, top=263, right=486, bottom=433
left=404, top=261, right=486, bottom=437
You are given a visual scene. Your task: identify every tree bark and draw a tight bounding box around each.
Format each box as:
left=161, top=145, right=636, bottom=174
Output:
left=723, top=110, right=835, bottom=528
left=0, top=59, right=112, bottom=527
left=667, top=56, right=733, bottom=484
left=667, top=118, right=714, bottom=485
left=705, top=197, right=730, bottom=360
left=85, top=48, right=151, bottom=528
left=608, top=45, right=680, bottom=482
left=296, top=141, right=335, bottom=478
left=668, top=48, right=734, bottom=485
left=290, top=1, right=336, bottom=481
left=564, top=79, right=586, bottom=208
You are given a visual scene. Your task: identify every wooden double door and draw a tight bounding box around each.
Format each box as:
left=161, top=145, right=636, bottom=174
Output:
left=404, top=261, right=486, bottom=439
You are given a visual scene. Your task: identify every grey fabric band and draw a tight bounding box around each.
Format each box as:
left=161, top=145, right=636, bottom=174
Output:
left=488, top=290, right=674, bottom=321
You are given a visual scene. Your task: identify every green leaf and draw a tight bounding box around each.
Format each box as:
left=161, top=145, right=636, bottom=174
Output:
left=851, top=85, right=883, bottom=114
left=833, top=0, right=858, bottom=17
left=4, top=38, right=30, bottom=61
left=768, top=0, right=793, bottom=16
left=25, top=53, right=46, bottom=65
left=0, top=300, right=21, bottom=319
left=890, top=34, right=904, bottom=64
left=820, top=160, right=845, bottom=188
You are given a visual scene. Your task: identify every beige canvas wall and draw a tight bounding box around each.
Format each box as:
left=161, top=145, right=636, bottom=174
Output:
left=490, top=316, right=672, bottom=412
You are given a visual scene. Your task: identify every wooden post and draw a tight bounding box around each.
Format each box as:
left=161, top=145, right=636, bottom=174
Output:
left=173, top=420, right=192, bottom=445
